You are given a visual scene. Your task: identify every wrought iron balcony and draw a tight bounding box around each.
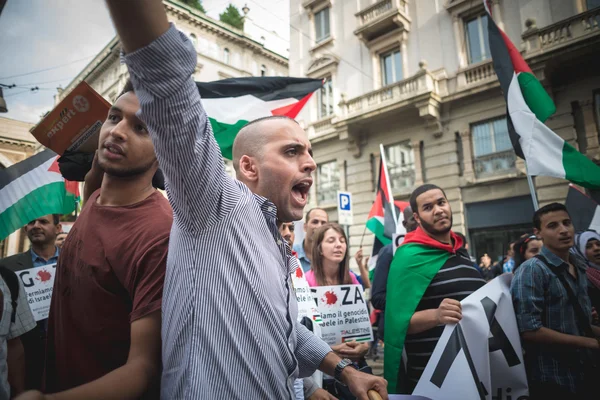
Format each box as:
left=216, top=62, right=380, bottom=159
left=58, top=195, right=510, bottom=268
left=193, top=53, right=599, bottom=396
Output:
left=354, top=0, right=411, bottom=42
left=389, top=166, right=416, bottom=192
left=317, top=181, right=339, bottom=204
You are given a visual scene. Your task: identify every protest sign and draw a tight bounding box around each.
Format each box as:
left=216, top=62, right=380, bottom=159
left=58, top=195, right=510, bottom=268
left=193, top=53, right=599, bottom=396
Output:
left=31, top=81, right=110, bottom=155
left=17, top=263, right=57, bottom=321
left=413, top=274, right=528, bottom=400
left=311, top=284, right=373, bottom=346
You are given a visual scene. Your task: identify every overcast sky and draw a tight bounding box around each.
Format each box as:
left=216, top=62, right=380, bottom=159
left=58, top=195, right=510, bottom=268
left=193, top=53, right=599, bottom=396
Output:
left=0, top=0, right=289, bottom=123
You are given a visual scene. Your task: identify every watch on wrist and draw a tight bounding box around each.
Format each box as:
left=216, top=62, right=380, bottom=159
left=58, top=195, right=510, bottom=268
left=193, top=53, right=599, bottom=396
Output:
left=334, top=358, right=356, bottom=383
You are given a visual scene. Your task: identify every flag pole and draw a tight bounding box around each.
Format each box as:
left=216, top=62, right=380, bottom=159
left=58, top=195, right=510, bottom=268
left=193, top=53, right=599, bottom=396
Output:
left=379, top=144, right=398, bottom=225
left=359, top=224, right=367, bottom=248
left=525, top=165, right=539, bottom=211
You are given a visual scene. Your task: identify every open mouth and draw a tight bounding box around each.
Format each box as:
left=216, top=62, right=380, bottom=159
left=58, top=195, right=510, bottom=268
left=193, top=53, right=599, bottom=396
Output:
left=103, top=142, right=125, bottom=158
left=291, top=179, right=312, bottom=206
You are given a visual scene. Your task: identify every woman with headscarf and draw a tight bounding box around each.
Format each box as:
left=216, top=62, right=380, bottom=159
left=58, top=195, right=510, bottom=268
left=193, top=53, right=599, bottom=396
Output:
left=573, top=230, right=600, bottom=314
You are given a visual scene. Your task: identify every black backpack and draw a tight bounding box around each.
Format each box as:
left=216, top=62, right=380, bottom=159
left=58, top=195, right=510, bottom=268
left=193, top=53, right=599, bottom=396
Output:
left=0, top=266, right=19, bottom=323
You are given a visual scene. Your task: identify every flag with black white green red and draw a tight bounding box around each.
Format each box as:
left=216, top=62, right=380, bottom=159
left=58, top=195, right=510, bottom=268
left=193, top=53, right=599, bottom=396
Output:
left=484, top=0, right=600, bottom=189
left=565, top=184, right=600, bottom=233
left=196, top=77, right=323, bottom=159
left=0, top=149, right=80, bottom=240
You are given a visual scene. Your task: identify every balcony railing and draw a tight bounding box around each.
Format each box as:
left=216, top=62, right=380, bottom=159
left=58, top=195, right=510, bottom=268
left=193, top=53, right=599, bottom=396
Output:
left=355, top=0, right=410, bottom=42
left=457, top=59, right=497, bottom=89
left=340, top=70, right=438, bottom=119
left=474, top=150, right=517, bottom=178
left=389, top=166, right=416, bottom=191
left=317, top=180, right=339, bottom=204
left=523, top=7, right=600, bottom=54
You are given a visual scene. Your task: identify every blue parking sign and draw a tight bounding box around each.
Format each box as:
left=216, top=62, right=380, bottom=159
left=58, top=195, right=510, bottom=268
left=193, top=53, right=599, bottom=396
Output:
left=337, top=191, right=353, bottom=225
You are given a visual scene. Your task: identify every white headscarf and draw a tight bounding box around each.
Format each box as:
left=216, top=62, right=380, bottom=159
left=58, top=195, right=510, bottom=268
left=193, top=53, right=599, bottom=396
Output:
left=574, top=230, right=600, bottom=270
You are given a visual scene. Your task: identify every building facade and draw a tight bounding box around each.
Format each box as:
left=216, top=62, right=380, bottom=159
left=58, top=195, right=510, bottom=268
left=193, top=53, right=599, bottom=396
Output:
left=0, top=116, right=38, bottom=257
left=54, top=0, right=289, bottom=176
left=290, top=0, right=600, bottom=262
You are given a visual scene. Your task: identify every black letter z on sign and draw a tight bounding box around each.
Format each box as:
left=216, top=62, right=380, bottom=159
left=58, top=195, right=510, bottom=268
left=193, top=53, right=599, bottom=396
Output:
left=480, top=297, right=521, bottom=367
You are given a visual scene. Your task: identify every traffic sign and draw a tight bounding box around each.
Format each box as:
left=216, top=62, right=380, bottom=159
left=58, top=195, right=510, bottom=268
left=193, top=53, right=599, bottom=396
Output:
left=337, top=191, right=353, bottom=225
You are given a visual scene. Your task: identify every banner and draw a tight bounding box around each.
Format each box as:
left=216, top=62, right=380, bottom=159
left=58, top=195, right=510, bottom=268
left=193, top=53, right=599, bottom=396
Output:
left=413, top=275, right=528, bottom=400
left=311, top=284, right=373, bottom=346
left=17, top=263, right=57, bottom=321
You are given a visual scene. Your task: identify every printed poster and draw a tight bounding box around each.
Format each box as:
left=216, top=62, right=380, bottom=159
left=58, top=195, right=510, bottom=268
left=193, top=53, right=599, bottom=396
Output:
left=310, top=284, right=373, bottom=346
left=17, top=263, right=56, bottom=321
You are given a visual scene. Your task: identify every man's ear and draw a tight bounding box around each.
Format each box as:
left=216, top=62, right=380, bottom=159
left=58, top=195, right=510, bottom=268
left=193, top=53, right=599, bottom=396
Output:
left=413, top=212, right=421, bottom=225
left=238, top=155, right=258, bottom=182
left=56, top=223, right=62, bottom=235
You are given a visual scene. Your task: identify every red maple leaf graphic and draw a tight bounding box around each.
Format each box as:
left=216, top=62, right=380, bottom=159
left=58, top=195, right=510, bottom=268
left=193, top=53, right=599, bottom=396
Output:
left=321, top=290, right=337, bottom=306
left=295, top=268, right=303, bottom=278
left=36, top=269, right=52, bottom=283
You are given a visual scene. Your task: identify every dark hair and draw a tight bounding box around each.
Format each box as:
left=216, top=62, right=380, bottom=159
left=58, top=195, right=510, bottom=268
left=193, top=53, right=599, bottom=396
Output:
left=409, top=184, right=447, bottom=213
left=533, top=202, right=570, bottom=230
left=513, top=234, right=541, bottom=272
left=52, top=214, right=60, bottom=225
left=242, top=115, right=298, bottom=131
left=311, top=223, right=353, bottom=286
left=305, top=208, right=327, bottom=223
left=118, top=79, right=135, bottom=97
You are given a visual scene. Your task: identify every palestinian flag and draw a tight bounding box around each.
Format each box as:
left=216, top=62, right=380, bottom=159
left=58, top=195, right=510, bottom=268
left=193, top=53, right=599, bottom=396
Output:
left=0, top=149, right=80, bottom=240
left=485, top=0, right=600, bottom=189
left=366, top=154, right=408, bottom=271
left=384, top=227, right=464, bottom=393
left=197, top=77, right=323, bottom=159
left=566, top=184, right=600, bottom=233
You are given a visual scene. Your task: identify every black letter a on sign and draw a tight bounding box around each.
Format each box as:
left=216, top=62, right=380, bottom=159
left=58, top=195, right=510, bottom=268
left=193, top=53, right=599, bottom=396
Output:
left=480, top=297, right=521, bottom=367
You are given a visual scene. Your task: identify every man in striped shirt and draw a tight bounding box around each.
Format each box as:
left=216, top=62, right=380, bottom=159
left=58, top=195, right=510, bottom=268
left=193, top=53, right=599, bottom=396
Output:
left=104, top=1, right=388, bottom=399
left=384, top=184, right=485, bottom=393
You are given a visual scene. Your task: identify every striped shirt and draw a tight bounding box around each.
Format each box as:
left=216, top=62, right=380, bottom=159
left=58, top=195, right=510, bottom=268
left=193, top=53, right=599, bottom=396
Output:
left=123, top=25, right=331, bottom=399
left=404, top=248, right=485, bottom=392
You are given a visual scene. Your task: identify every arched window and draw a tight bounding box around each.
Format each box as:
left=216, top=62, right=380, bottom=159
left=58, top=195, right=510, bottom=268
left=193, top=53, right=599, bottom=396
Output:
left=223, top=48, right=230, bottom=64
left=260, top=65, right=267, bottom=76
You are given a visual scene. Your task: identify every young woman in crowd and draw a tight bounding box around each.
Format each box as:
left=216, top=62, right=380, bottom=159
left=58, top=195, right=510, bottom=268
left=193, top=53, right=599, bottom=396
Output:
left=306, top=223, right=372, bottom=400
left=572, top=230, right=600, bottom=315
left=513, top=234, right=543, bottom=273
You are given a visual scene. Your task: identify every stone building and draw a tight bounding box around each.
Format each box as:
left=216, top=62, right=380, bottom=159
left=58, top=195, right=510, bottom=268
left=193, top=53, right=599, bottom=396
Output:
left=290, top=0, right=600, bottom=261
left=54, top=0, right=289, bottom=176
left=0, top=116, right=38, bottom=257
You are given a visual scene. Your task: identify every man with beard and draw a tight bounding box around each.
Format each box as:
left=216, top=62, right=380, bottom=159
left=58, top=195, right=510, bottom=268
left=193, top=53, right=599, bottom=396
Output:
left=18, top=81, right=173, bottom=400
left=384, top=184, right=485, bottom=394
left=294, top=208, right=329, bottom=272
left=0, top=214, right=61, bottom=390
left=97, top=2, right=387, bottom=399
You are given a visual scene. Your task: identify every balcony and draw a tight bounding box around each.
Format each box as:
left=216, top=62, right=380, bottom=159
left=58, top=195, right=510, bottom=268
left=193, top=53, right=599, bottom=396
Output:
left=474, top=150, right=517, bottom=179
left=456, top=58, right=497, bottom=89
left=339, top=67, right=440, bottom=125
left=523, top=7, right=600, bottom=56
left=354, top=0, right=411, bottom=43
left=307, top=115, right=336, bottom=139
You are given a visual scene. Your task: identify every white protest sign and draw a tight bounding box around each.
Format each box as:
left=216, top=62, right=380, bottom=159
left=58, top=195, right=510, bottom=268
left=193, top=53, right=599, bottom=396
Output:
left=311, top=284, right=373, bottom=346
left=17, top=263, right=56, bottom=321
left=413, top=274, right=528, bottom=400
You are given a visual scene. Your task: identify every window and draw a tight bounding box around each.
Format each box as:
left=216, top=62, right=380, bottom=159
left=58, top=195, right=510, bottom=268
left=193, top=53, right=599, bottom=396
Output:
left=223, top=48, right=230, bottom=64
left=471, top=117, right=516, bottom=178
left=314, top=7, right=330, bottom=43
left=380, top=49, right=403, bottom=86
left=190, top=33, right=198, bottom=49
left=260, top=65, right=267, bottom=76
left=384, top=142, right=415, bottom=191
left=317, top=161, right=339, bottom=204
left=317, top=77, right=333, bottom=119
left=465, top=14, right=491, bottom=64
left=588, top=0, right=600, bottom=9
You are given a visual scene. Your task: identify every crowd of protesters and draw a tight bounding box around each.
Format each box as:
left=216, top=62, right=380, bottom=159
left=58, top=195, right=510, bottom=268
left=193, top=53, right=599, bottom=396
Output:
left=0, top=1, right=598, bottom=399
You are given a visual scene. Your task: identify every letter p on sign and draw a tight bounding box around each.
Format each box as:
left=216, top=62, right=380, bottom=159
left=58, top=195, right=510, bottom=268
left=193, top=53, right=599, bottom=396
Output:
left=337, top=191, right=353, bottom=225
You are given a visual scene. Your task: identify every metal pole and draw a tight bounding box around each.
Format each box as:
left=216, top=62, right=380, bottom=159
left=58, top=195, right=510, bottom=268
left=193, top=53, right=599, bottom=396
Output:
left=379, top=144, right=398, bottom=224
left=525, top=165, right=539, bottom=211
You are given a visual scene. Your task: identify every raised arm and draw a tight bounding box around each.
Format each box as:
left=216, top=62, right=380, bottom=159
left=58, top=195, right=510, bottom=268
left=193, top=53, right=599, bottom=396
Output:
left=105, top=0, right=236, bottom=231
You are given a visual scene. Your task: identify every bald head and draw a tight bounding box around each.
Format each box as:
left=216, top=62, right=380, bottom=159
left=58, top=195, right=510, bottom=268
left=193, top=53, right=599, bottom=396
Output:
left=232, top=116, right=299, bottom=176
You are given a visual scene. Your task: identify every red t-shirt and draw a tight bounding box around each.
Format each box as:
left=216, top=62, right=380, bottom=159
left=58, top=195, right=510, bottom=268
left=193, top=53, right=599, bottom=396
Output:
left=44, top=190, right=172, bottom=392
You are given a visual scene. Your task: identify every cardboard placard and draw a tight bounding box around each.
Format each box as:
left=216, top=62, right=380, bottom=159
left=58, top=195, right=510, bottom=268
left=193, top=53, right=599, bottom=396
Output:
left=31, top=81, right=109, bottom=154
left=17, top=263, right=57, bottom=321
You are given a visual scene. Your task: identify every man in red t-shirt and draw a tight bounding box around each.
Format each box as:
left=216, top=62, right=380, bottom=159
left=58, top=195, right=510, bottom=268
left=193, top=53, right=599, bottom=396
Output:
left=17, top=81, right=172, bottom=400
